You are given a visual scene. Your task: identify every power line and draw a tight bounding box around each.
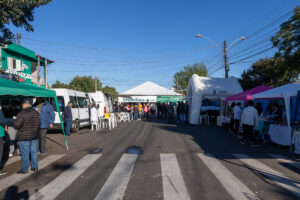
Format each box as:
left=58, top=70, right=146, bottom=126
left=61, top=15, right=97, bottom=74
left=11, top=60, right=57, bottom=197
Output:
left=229, top=47, right=274, bottom=65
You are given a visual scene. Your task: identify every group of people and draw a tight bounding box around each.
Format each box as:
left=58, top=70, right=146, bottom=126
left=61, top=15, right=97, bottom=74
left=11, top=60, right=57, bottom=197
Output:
left=118, top=101, right=189, bottom=124
left=0, top=97, right=55, bottom=175
left=224, top=99, right=283, bottom=146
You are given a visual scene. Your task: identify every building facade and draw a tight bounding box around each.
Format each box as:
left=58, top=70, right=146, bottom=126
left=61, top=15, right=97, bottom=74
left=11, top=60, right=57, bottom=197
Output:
left=0, top=43, right=52, bottom=87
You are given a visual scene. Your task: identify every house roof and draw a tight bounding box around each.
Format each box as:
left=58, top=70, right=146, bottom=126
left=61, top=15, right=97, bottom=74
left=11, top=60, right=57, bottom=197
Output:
left=121, top=81, right=182, bottom=96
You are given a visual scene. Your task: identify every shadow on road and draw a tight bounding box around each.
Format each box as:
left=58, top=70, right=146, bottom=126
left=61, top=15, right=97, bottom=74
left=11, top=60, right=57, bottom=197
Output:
left=3, top=186, right=29, bottom=200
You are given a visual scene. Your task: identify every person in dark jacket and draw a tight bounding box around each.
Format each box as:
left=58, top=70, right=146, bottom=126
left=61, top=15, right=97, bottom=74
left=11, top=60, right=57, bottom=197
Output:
left=63, top=101, right=73, bottom=136
left=14, top=99, right=40, bottom=174
left=35, top=98, right=55, bottom=155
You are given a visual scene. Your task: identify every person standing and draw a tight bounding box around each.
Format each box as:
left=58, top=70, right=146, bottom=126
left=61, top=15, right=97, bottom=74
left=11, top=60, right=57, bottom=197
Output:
left=14, top=99, right=40, bottom=174
left=0, top=103, right=14, bottom=175
left=35, top=98, right=55, bottom=155
left=6, top=100, right=20, bottom=157
left=233, top=102, right=242, bottom=136
left=240, top=100, right=258, bottom=145
left=64, top=101, right=73, bottom=136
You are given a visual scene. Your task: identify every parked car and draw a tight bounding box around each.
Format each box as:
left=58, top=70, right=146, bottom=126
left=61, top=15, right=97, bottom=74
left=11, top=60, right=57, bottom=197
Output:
left=49, top=88, right=91, bottom=133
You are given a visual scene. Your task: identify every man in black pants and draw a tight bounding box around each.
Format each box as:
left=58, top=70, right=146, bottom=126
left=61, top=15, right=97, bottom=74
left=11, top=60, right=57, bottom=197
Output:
left=240, top=100, right=259, bottom=145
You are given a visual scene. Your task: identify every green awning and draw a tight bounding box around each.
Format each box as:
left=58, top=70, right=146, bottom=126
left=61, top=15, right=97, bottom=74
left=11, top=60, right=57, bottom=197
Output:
left=0, top=79, right=55, bottom=97
left=0, top=78, right=68, bottom=150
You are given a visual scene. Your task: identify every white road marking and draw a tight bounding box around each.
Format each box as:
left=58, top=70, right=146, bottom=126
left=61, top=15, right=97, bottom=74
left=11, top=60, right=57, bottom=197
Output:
left=94, top=154, right=138, bottom=200
left=269, top=154, right=300, bottom=170
left=234, top=154, right=300, bottom=198
left=31, top=154, right=102, bottom=200
left=197, top=153, right=258, bottom=200
left=160, top=154, right=191, bottom=200
left=0, top=154, right=65, bottom=191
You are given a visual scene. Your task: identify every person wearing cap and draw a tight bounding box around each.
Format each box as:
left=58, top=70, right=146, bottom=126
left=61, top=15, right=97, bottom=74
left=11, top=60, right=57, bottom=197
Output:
left=63, top=101, right=73, bottom=136
left=14, top=99, right=40, bottom=174
left=0, top=101, right=14, bottom=175
left=34, top=97, right=55, bottom=155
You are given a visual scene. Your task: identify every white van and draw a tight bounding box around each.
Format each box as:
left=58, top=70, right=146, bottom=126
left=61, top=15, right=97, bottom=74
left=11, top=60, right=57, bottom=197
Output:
left=88, top=92, right=114, bottom=116
left=50, top=88, right=91, bottom=133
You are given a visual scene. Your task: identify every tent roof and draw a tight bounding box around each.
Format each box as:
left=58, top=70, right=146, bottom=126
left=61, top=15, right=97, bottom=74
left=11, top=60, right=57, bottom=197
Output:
left=252, top=82, right=300, bottom=99
left=0, top=78, right=56, bottom=97
left=121, top=81, right=182, bottom=96
left=189, top=75, right=243, bottom=96
left=226, top=85, right=273, bottom=101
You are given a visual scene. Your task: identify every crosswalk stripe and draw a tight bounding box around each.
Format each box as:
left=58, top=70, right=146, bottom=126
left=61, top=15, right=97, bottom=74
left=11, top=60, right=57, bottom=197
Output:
left=0, top=154, right=65, bottom=191
left=94, top=154, right=138, bottom=200
left=5, top=156, right=21, bottom=166
left=160, top=154, right=191, bottom=200
left=197, top=153, right=258, bottom=200
left=233, top=154, right=300, bottom=198
left=30, top=154, right=102, bottom=200
left=268, top=154, right=300, bottom=170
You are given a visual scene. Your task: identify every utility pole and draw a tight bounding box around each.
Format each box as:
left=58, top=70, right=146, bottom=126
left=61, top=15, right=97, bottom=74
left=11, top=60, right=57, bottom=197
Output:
left=17, top=33, right=21, bottom=45
left=224, top=40, right=229, bottom=78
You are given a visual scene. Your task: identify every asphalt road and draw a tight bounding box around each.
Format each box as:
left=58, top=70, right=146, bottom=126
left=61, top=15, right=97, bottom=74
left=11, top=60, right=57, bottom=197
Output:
left=0, top=120, right=299, bottom=200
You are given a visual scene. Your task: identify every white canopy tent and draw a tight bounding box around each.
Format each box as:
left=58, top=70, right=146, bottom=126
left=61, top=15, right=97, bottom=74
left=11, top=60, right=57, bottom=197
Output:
left=186, top=74, right=243, bottom=125
left=252, top=82, right=300, bottom=150
left=121, top=81, right=182, bottom=96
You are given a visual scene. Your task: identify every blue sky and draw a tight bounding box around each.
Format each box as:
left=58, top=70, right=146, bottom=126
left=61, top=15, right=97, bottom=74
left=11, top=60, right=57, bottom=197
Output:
left=9, top=0, right=300, bottom=92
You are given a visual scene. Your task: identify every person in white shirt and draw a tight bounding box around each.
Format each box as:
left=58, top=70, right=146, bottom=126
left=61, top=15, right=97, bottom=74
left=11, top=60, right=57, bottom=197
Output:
left=241, top=100, right=258, bottom=144
left=233, top=102, right=242, bottom=135
left=90, top=104, right=98, bottom=130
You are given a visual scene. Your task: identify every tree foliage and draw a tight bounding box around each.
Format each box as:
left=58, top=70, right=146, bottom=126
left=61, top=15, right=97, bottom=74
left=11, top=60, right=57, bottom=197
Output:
left=238, top=57, right=298, bottom=90
left=102, top=85, right=118, bottom=95
left=69, top=76, right=102, bottom=93
left=0, top=0, right=52, bottom=45
left=51, top=75, right=118, bottom=94
left=51, top=80, right=70, bottom=89
left=239, top=6, right=300, bottom=90
left=173, top=63, right=207, bottom=93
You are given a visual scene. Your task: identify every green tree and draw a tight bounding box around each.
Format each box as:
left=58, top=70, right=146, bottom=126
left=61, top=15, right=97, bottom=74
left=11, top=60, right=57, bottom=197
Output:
left=69, top=75, right=102, bottom=93
left=238, top=57, right=298, bottom=90
left=0, top=0, right=52, bottom=45
left=271, top=6, right=300, bottom=78
left=173, top=63, right=208, bottom=94
left=102, top=85, right=118, bottom=95
left=51, top=80, right=70, bottom=89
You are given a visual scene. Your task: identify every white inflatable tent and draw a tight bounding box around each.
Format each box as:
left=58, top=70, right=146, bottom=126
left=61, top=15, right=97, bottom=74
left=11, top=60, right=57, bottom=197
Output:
left=186, top=74, right=243, bottom=125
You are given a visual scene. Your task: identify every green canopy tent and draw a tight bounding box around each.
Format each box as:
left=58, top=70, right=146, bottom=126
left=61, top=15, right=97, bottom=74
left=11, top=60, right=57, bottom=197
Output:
left=0, top=78, right=68, bottom=150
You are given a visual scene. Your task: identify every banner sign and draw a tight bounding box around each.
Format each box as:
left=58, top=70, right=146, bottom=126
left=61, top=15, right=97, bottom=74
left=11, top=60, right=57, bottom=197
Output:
left=157, top=96, right=184, bottom=103
left=5, top=69, right=32, bottom=80
left=118, top=96, right=157, bottom=103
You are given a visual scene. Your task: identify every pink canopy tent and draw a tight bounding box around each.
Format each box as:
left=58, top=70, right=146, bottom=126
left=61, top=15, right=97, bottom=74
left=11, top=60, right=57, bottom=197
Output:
left=226, top=86, right=273, bottom=102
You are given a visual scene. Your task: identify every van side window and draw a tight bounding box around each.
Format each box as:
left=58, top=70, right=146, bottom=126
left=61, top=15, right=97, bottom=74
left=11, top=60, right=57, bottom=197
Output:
left=49, top=96, right=65, bottom=112
left=78, top=97, right=88, bottom=108
left=69, top=96, right=78, bottom=108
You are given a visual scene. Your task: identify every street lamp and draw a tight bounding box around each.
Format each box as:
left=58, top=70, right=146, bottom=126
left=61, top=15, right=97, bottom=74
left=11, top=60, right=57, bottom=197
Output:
left=195, top=34, right=246, bottom=78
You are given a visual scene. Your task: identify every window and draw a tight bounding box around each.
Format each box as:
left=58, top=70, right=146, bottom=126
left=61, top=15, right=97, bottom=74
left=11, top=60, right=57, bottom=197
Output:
left=7, top=57, right=21, bottom=71
left=78, top=97, right=88, bottom=108
left=49, top=96, right=65, bottom=112
left=69, top=96, right=79, bottom=108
